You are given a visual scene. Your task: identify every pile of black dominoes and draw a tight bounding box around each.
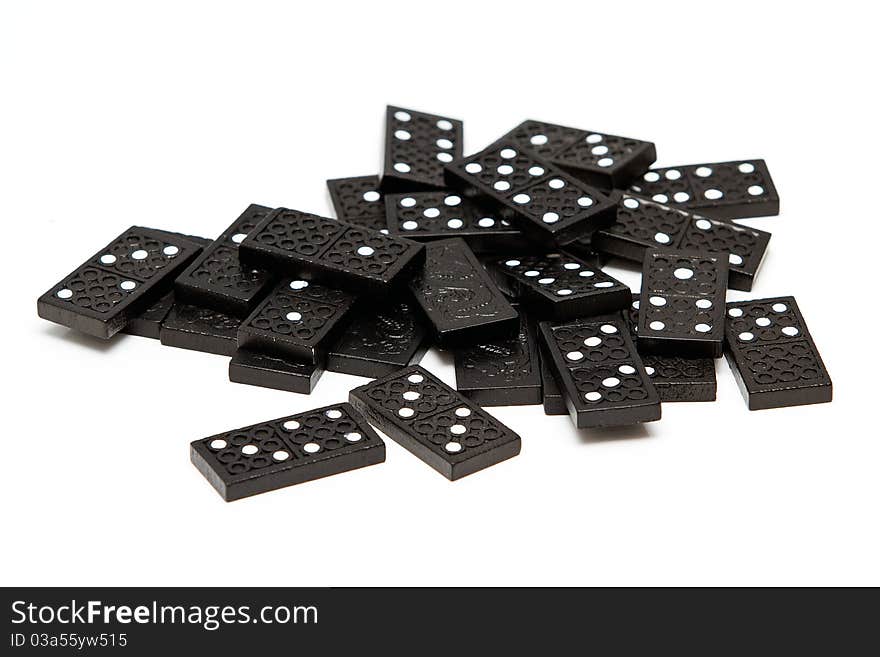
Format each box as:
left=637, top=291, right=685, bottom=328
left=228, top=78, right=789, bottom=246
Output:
left=38, top=107, right=833, bottom=501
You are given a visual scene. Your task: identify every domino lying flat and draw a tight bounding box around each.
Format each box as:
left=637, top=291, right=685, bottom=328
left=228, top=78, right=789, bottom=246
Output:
left=494, top=252, right=630, bottom=321
left=628, top=160, right=779, bottom=220
left=382, top=106, right=463, bottom=191
left=453, top=306, right=542, bottom=406
left=237, top=279, right=356, bottom=365
left=637, top=249, right=729, bottom=358
left=444, top=141, right=617, bottom=245
left=326, top=175, right=389, bottom=233
left=349, top=366, right=521, bottom=480
left=384, top=190, right=525, bottom=252
left=724, top=296, right=831, bottom=410
left=593, top=194, right=770, bottom=291
left=191, top=403, right=385, bottom=501
left=174, top=204, right=276, bottom=317
left=408, top=238, right=519, bottom=346
left=160, top=303, right=241, bottom=356
left=228, top=350, right=323, bottom=394
left=38, top=226, right=203, bottom=339
left=539, top=317, right=661, bottom=428
left=498, top=119, right=657, bottom=189
left=239, top=208, right=425, bottom=295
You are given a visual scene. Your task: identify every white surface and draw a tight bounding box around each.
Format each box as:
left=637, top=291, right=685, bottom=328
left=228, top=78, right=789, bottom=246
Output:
left=1, top=1, right=876, bottom=586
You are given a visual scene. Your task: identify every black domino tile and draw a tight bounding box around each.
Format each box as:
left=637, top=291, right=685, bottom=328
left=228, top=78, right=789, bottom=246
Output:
left=349, top=366, right=521, bottom=480
left=159, top=303, right=241, bottom=356
left=326, top=175, right=389, bottom=233
left=228, top=350, right=323, bottom=395
left=190, top=403, right=385, bottom=501
left=381, top=106, right=463, bottom=191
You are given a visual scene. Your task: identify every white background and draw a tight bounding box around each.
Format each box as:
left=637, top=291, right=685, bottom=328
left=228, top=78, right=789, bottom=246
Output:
left=1, top=1, right=877, bottom=586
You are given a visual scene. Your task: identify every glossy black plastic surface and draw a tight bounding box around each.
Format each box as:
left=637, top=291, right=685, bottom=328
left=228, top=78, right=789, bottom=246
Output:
left=381, top=106, right=463, bottom=191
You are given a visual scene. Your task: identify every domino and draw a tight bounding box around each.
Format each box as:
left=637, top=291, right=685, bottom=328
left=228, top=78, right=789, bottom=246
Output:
left=540, top=350, right=568, bottom=415
left=453, top=306, right=542, bottom=406
left=499, top=119, right=657, bottom=189
left=174, top=204, right=276, bottom=317
left=384, top=190, right=525, bottom=252
left=326, top=175, right=389, bottom=233
left=593, top=194, right=770, bottom=291
left=444, top=141, right=618, bottom=245
left=159, top=303, right=241, bottom=356
left=349, top=366, right=521, bottom=480
left=239, top=208, right=425, bottom=295
left=408, top=238, right=519, bottom=346
left=539, top=318, right=661, bottom=428
left=229, top=350, right=323, bottom=394
left=629, top=160, right=779, bottom=220
left=625, top=296, right=716, bottom=402
left=190, top=403, right=385, bottom=501
left=494, top=252, right=630, bottom=321
left=237, top=279, right=356, bottom=364
left=326, top=299, right=430, bottom=378
left=637, top=249, right=729, bottom=358
left=382, top=106, right=463, bottom=191
left=38, top=226, right=203, bottom=339
left=724, top=296, right=831, bottom=410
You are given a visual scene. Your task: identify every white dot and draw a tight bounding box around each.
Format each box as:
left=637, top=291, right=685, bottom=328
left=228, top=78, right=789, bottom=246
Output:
left=437, top=138, right=453, bottom=149
left=645, top=366, right=656, bottom=376
left=650, top=321, right=665, bottom=330
left=586, top=134, right=603, bottom=144
left=131, top=249, right=148, bottom=260
left=345, top=432, right=362, bottom=442
left=772, top=303, right=788, bottom=312
left=591, top=145, right=608, bottom=156
left=496, top=164, right=514, bottom=176
left=756, top=317, right=771, bottom=327
left=654, top=232, right=671, bottom=244
left=407, top=373, right=424, bottom=384
left=120, top=280, right=136, bottom=291
left=665, top=169, right=681, bottom=180
left=444, top=195, right=461, bottom=206
left=209, top=439, right=227, bottom=450
left=494, top=181, right=511, bottom=191
left=393, top=162, right=411, bottom=173
left=528, top=166, right=545, bottom=176
left=782, top=326, right=799, bottom=336
left=600, top=324, right=618, bottom=334
left=242, top=444, right=259, bottom=456
left=674, top=192, right=690, bottom=203
left=584, top=337, right=602, bottom=347
left=500, top=148, right=517, bottom=159
left=577, top=196, right=593, bottom=207
left=530, top=134, right=548, bottom=145
left=273, top=450, right=290, bottom=461
left=704, top=188, right=723, bottom=200
left=618, top=365, right=636, bottom=375
left=325, top=409, right=343, bottom=419
left=602, top=377, right=620, bottom=388
left=597, top=158, right=613, bottom=167
left=303, top=442, right=321, bottom=454
left=542, top=212, right=559, bottom=224
left=695, top=323, right=712, bottom=333
left=557, top=289, right=572, bottom=296
left=394, top=130, right=411, bottom=140
left=644, top=172, right=660, bottom=182
left=455, top=407, right=471, bottom=418
left=444, top=441, right=462, bottom=453
left=282, top=420, right=300, bottom=431
left=674, top=267, right=694, bottom=280
left=728, top=308, right=743, bottom=318
left=163, top=245, right=179, bottom=256
left=632, top=300, right=640, bottom=309
left=478, top=218, right=495, bottom=227
left=465, top=163, right=482, bottom=174
left=748, top=185, right=764, bottom=196
left=739, top=332, right=754, bottom=341
left=232, top=233, right=247, bottom=244
left=652, top=194, right=669, bottom=203
left=563, top=262, right=581, bottom=270
left=289, top=280, right=309, bottom=290
left=538, top=277, right=555, bottom=285
left=402, top=220, right=418, bottom=230
left=100, top=254, right=117, bottom=264
left=696, top=299, right=712, bottom=309
left=585, top=391, right=602, bottom=402
left=398, top=408, right=414, bottom=418
left=566, top=351, right=584, bottom=361
left=437, top=119, right=453, bottom=130
left=423, top=208, right=440, bottom=218
left=357, top=246, right=375, bottom=256
left=437, top=153, right=453, bottom=163
left=285, top=311, right=302, bottom=322
left=512, top=194, right=530, bottom=204
left=729, top=253, right=744, bottom=266
left=594, top=281, right=613, bottom=288
left=579, top=270, right=594, bottom=278
left=524, top=270, right=539, bottom=277
left=623, top=198, right=640, bottom=209
left=450, top=424, right=466, bottom=435
left=505, top=259, right=520, bottom=267
left=695, top=166, right=713, bottom=177
left=394, top=111, right=411, bottom=121
left=403, top=391, right=420, bottom=401
left=549, top=178, right=565, bottom=189
left=738, top=162, right=755, bottom=173
left=446, top=219, right=463, bottom=229
left=649, top=296, right=666, bottom=306
left=696, top=219, right=712, bottom=230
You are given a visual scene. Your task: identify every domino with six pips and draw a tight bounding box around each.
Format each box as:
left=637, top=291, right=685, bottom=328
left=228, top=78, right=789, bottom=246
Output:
left=36, top=105, right=834, bottom=501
